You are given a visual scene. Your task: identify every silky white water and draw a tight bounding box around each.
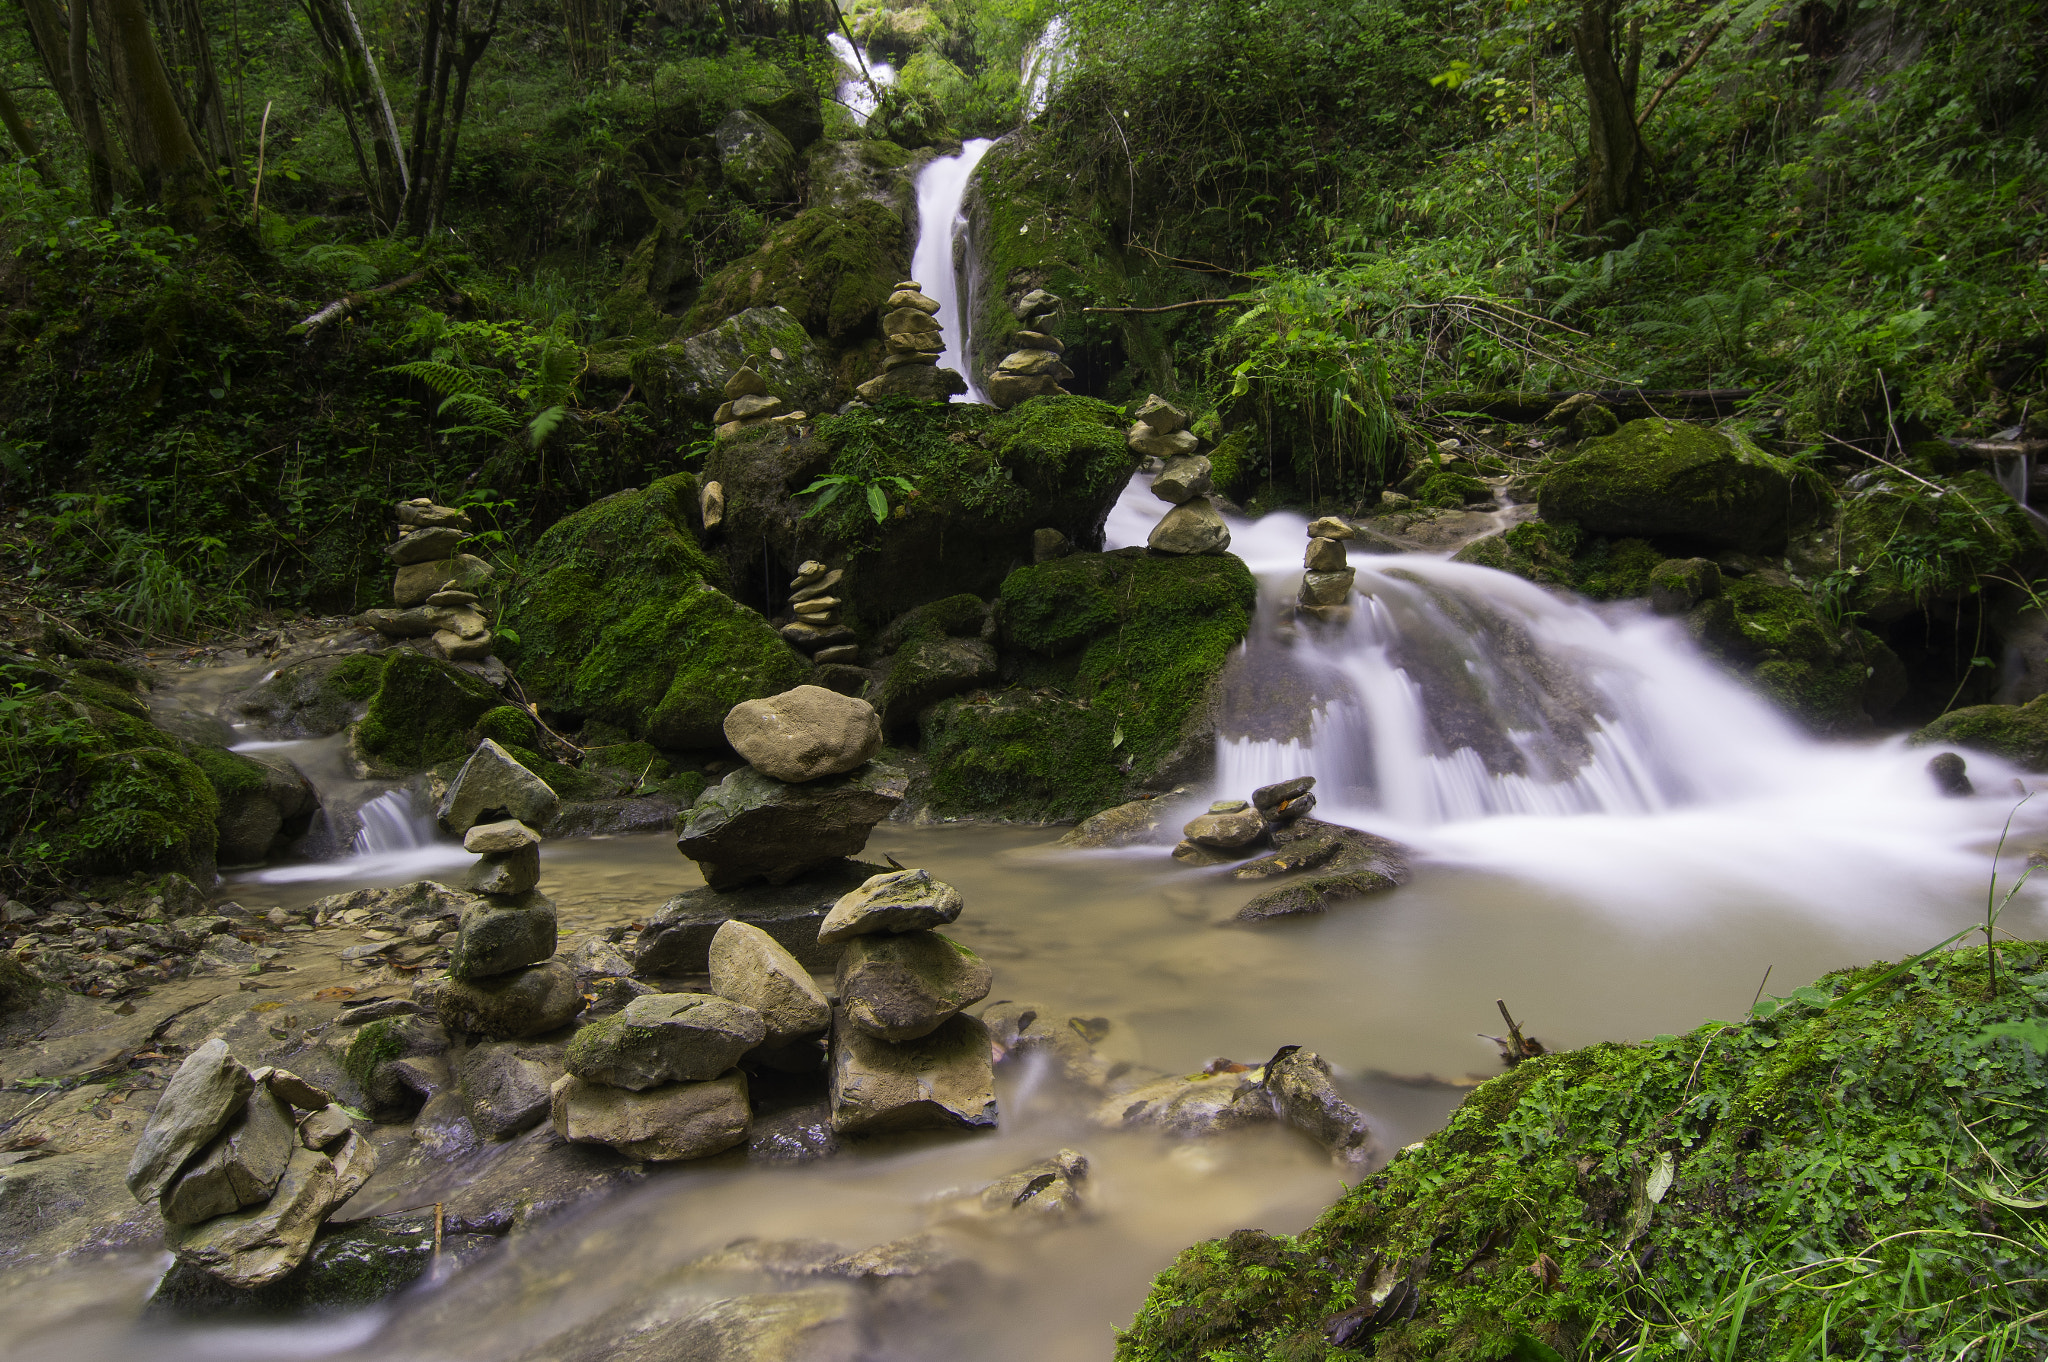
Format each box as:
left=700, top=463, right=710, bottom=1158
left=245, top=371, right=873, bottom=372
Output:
left=824, top=32, right=894, bottom=124
left=246, top=787, right=466, bottom=886
left=1021, top=16, right=1071, bottom=118
left=908, top=138, right=995, bottom=401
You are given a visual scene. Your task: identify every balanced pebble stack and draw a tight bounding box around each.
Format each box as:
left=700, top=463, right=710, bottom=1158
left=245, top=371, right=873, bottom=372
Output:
left=855, top=282, right=969, bottom=402
left=1173, top=775, right=1318, bottom=863
left=820, top=867, right=997, bottom=1134
left=987, top=287, right=1072, bottom=409
left=1298, top=515, right=1356, bottom=622
left=1134, top=395, right=1230, bottom=556
left=359, top=498, right=497, bottom=662
left=780, top=560, right=857, bottom=665
left=126, top=1039, right=377, bottom=1288
left=713, top=364, right=806, bottom=440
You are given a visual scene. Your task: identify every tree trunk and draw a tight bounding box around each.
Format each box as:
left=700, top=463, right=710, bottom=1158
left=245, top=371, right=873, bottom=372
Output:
left=0, top=79, right=57, bottom=182
left=399, top=0, right=448, bottom=233
left=92, top=0, right=214, bottom=224
left=67, top=0, right=116, bottom=210
left=300, top=0, right=406, bottom=224
left=19, top=0, right=81, bottom=126
left=1573, top=0, right=1642, bottom=241
left=423, top=0, right=501, bottom=239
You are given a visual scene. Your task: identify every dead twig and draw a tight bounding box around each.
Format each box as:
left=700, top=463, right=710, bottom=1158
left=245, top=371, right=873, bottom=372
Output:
left=296, top=270, right=428, bottom=341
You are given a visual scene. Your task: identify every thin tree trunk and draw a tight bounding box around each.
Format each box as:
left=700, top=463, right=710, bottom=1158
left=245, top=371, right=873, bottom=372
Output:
left=19, top=0, right=80, bottom=126
left=68, top=0, right=114, bottom=210
left=175, top=0, right=243, bottom=189
left=399, top=0, right=447, bottom=232
left=1572, top=0, right=1641, bottom=241
left=423, top=0, right=500, bottom=239
left=335, top=0, right=406, bottom=196
left=93, top=0, right=213, bottom=224
left=0, top=79, right=57, bottom=182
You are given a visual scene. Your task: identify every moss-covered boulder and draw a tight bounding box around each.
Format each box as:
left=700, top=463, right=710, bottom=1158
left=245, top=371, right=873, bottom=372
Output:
left=228, top=651, right=386, bottom=738
left=919, top=550, right=1258, bottom=819
left=805, top=137, right=921, bottom=219
left=498, top=475, right=807, bottom=749
left=1538, top=419, right=1811, bottom=551
left=633, top=306, right=836, bottom=422
left=1786, top=469, right=2034, bottom=624
left=352, top=651, right=505, bottom=775
left=1910, top=695, right=2048, bottom=770
left=682, top=200, right=909, bottom=343
left=1118, top=943, right=2048, bottom=1361
left=1709, top=572, right=1904, bottom=731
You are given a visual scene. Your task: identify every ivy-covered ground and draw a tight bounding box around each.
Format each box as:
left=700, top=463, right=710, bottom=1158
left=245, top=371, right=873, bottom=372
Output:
left=1119, top=940, right=2048, bottom=1361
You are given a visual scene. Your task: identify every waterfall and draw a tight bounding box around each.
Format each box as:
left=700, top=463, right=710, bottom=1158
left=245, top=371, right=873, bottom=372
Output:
left=350, top=789, right=438, bottom=853
left=827, top=33, right=896, bottom=125
left=246, top=787, right=468, bottom=885
left=910, top=138, right=996, bottom=403
left=1021, top=17, right=1071, bottom=119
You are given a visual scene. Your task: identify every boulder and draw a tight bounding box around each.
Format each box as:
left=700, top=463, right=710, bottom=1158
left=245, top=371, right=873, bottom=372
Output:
left=830, top=1011, right=997, bottom=1135
left=455, top=1043, right=564, bottom=1140
left=1928, top=751, right=1973, bottom=797
left=1183, top=806, right=1266, bottom=849
left=1056, top=800, right=1168, bottom=848
left=855, top=364, right=969, bottom=402
left=836, top=933, right=992, bottom=1042
left=160, top=1085, right=297, bottom=1225
left=1538, top=419, right=1804, bottom=551
left=715, top=109, right=798, bottom=202
left=635, top=860, right=882, bottom=975
left=464, top=844, right=541, bottom=896
left=1304, top=537, right=1348, bottom=572
left=876, top=636, right=999, bottom=731
left=1129, top=425, right=1200, bottom=460
left=816, top=868, right=964, bottom=945
left=1910, top=696, right=2048, bottom=771
left=1264, top=1047, right=1374, bottom=1166
left=676, top=763, right=907, bottom=889
left=126, top=1038, right=255, bottom=1203
left=1094, top=1069, right=1274, bottom=1137
left=550, top=1071, right=752, bottom=1162
left=1133, top=395, right=1189, bottom=434
left=1148, top=498, right=1231, bottom=555
left=1300, top=569, right=1355, bottom=606
left=437, top=740, right=562, bottom=835
left=424, top=960, right=582, bottom=1039
left=709, top=920, right=831, bottom=1047
left=723, top=686, right=883, bottom=783
left=1151, top=455, right=1213, bottom=505
left=987, top=372, right=1067, bottom=409
left=164, top=1132, right=376, bottom=1289
left=448, top=891, right=558, bottom=979
left=388, top=526, right=464, bottom=565
left=565, top=992, right=767, bottom=1090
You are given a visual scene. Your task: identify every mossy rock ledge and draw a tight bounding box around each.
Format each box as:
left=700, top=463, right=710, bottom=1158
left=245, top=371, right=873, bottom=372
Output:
left=1118, top=944, right=2048, bottom=1361
left=1910, top=694, right=2048, bottom=770
left=1538, top=418, right=1811, bottom=553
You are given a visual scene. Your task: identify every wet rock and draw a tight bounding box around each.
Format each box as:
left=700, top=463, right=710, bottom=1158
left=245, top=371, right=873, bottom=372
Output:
left=1231, top=833, right=1342, bottom=877
left=126, top=1038, right=255, bottom=1203
left=830, top=1010, right=996, bottom=1135
left=1649, top=557, right=1723, bottom=615
left=160, top=1085, right=297, bottom=1225
left=1033, top=528, right=1073, bottom=563
left=746, top=1087, right=841, bottom=1163
left=458, top=1042, right=565, bottom=1140
left=635, top=861, right=882, bottom=976
left=259, top=1068, right=338, bottom=1112
left=568, top=935, right=639, bottom=988
left=1236, top=869, right=1401, bottom=921
left=164, top=1132, right=377, bottom=1289
left=1228, top=816, right=1410, bottom=923
left=1151, top=455, right=1213, bottom=505
left=1129, top=424, right=1200, bottom=460
left=1305, top=537, right=1348, bottom=572
left=449, top=891, right=557, bottom=980
left=1148, top=498, right=1230, bottom=555
left=565, top=993, right=767, bottom=1090
left=1171, top=839, right=1244, bottom=866
left=465, top=844, right=541, bottom=895
left=856, top=363, right=968, bottom=402
left=819, top=1232, right=977, bottom=1306
left=837, top=933, right=992, bottom=1042
left=388, top=526, right=464, bottom=565
left=1251, top=776, right=1317, bottom=823
left=463, top=818, right=541, bottom=854
left=148, top=1208, right=502, bottom=1316
left=1095, top=1068, right=1274, bottom=1137
left=1539, top=418, right=1802, bottom=552
left=344, top=1015, right=451, bottom=1115
left=1133, top=394, right=1189, bottom=435
left=715, top=109, right=797, bottom=202
left=723, top=685, right=882, bottom=783
left=619, top=1288, right=859, bottom=1362
left=550, top=1070, right=752, bottom=1162
left=876, top=636, right=998, bottom=732
left=1300, top=568, right=1356, bottom=606
left=710, top=921, right=830, bottom=1047
left=1910, top=696, right=2048, bottom=771
left=676, top=764, right=906, bottom=889
left=1056, top=798, right=1180, bottom=848
left=586, top=974, right=659, bottom=1018
left=981, top=1002, right=1149, bottom=1095
left=413, top=1089, right=481, bottom=1158
left=973, top=1148, right=1088, bottom=1219
left=1306, top=516, right=1353, bottom=540
left=1264, top=1047, right=1375, bottom=1166
left=1928, top=751, right=1974, bottom=797
left=1183, top=806, right=1266, bottom=850
left=311, top=879, right=479, bottom=926
left=298, top=1104, right=356, bottom=1150
left=816, top=868, right=964, bottom=945
left=436, top=740, right=562, bottom=835
left=422, top=960, right=583, bottom=1039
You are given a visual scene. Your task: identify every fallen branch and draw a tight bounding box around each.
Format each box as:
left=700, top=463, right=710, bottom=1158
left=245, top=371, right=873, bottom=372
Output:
left=1395, top=388, right=1754, bottom=420
left=1082, top=297, right=1251, bottom=315
left=296, top=269, right=428, bottom=341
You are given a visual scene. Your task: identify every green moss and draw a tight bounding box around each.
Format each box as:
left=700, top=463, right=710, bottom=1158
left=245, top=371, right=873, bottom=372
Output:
left=982, top=395, right=1134, bottom=494
left=501, top=744, right=619, bottom=801
left=921, top=552, right=1257, bottom=819
left=1571, top=536, right=1665, bottom=600
left=1119, top=944, right=2048, bottom=1362
left=682, top=199, right=909, bottom=341
left=1538, top=419, right=1809, bottom=551
left=328, top=653, right=386, bottom=702
left=71, top=747, right=220, bottom=872
left=1910, top=695, right=2048, bottom=770
left=1207, top=427, right=1255, bottom=498
left=1452, top=520, right=1582, bottom=586
left=471, top=705, right=538, bottom=750
left=186, top=744, right=268, bottom=802
left=341, top=1018, right=406, bottom=1092
left=1792, top=469, right=2032, bottom=621
left=67, top=658, right=150, bottom=694
left=59, top=672, right=151, bottom=719
left=500, top=475, right=804, bottom=749
left=354, top=651, right=504, bottom=773
left=1416, top=469, right=1490, bottom=509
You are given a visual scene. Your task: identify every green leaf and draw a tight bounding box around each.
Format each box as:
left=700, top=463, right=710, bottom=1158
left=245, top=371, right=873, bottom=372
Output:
left=866, top=484, right=889, bottom=523
left=1509, top=1334, right=1565, bottom=1362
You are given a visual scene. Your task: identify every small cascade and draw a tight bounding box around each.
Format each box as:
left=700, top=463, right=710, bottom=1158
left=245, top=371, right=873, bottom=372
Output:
left=350, top=789, right=438, bottom=854
left=250, top=787, right=467, bottom=885
left=1021, top=16, right=1071, bottom=119
left=909, top=138, right=996, bottom=402
left=826, top=33, right=895, bottom=125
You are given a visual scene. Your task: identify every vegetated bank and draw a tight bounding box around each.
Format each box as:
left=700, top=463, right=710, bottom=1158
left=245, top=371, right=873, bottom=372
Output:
left=1119, top=941, right=2048, bottom=1361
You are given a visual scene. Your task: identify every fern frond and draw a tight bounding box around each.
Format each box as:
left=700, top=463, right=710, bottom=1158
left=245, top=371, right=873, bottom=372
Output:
left=384, top=360, right=486, bottom=400
left=436, top=390, right=518, bottom=431
left=527, top=404, right=572, bottom=449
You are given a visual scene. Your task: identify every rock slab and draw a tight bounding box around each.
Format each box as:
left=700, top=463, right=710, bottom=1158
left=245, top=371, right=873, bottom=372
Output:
left=126, top=1038, right=255, bottom=1203
left=836, top=933, right=992, bottom=1042
left=723, top=685, right=883, bottom=783
left=830, top=1011, right=997, bottom=1135
left=710, top=920, right=831, bottom=1047
left=676, top=764, right=906, bottom=889
left=565, top=992, right=767, bottom=1090
left=550, top=1071, right=751, bottom=1162
left=816, top=868, right=964, bottom=945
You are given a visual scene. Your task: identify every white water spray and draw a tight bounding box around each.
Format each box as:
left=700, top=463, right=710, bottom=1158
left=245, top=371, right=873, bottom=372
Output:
left=246, top=788, right=467, bottom=885
left=909, top=138, right=995, bottom=402
left=826, top=33, right=895, bottom=125
left=1021, top=17, right=1071, bottom=119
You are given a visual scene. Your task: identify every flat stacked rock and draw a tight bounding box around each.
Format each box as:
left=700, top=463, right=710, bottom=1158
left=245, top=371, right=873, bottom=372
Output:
left=1135, top=397, right=1230, bottom=556
left=424, top=741, right=581, bottom=1039
left=357, top=499, right=497, bottom=661
left=1172, top=777, right=1317, bottom=865
left=781, top=561, right=857, bottom=665
left=675, top=688, right=898, bottom=889
left=127, top=1039, right=378, bottom=1288
left=988, top=287, right=1072, bottom=410
left=1299, top=515, right=1356, bottom=622
left=855, top=282, right=969, bottom=402
left=714, top=365, right=807, bottom=440
left=819, top=868, right=996, bottom=1135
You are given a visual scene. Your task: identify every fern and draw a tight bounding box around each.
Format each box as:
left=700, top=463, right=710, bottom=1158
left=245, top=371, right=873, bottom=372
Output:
left=1632, top=275, right=1773, bottom=375
left=384, top=360, right=486, bottom=400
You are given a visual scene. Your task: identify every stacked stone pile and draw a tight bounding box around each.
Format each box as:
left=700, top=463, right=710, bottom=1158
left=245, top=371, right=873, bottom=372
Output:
left=1173, top=775, right=1320, bottom=863
left=855, top=282, right=969, bottom=402
left=713, top=365, right=807, bottom=440
left=1164, top=773, right=1410, bottom=922
left=987, top=287, right=1072, bottom=410
left=780, top=560, right=858, bottom=665
left=1298, top=515, right=1356, bottom=622
left=126, top=1038, right=377, bottom=1288
left=1133, top=396, right=1230, bottom=556
left=820, top=868, right=996, bottom=1134
left=358, top=498, right=497, bottom=662
left=419, top=740, right=582, bottom=1040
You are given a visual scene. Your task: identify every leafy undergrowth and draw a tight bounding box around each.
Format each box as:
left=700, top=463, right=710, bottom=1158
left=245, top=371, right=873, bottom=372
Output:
left=1119, top=942, right=2048, bottom=1362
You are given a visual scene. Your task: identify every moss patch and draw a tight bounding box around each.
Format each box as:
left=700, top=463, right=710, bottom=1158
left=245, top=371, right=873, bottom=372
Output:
left=1538, top=419, right=1810, bottom=551
left=1119, top=943, right=2048, bottom=1361
left=920, top=551, right=1257, bottom=819
left=1910, top=695, right=2048, bottom=770
left=471, top=705, right=538, bottom=751
left=72, top=747, right=220, bottom=874
left=354, top=651, right=505, bottom=773
left=682, top=199, right=909, bottom=342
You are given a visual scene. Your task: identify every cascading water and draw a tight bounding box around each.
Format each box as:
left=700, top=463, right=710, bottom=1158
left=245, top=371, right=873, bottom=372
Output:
left=1020, top=16, right=1071, bottom=119
left=249, top=787, right=466, bottom=885
left=909, top=138, right=995, bottom=402
left=826, top=32, right=895, bottom=125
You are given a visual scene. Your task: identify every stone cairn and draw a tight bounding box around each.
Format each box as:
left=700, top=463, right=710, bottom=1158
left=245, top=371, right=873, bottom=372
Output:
left=423, top=740, right=583, bottom=1041
left=1174, top=776, right=1318, bottom=864
left=1298, top=515, right=1357, bottom=622
left=855, top=281, right=969, bottom=402
left=780, top=559, right=858, bottom=666
left=361, top=498, right=496, bottom=662
left=125, top=1038, right=377, bottom=1289
left=987, top=287, right=1072, bottom=410
left=1132, top=395, right=1230, bottom=556
left=712, top=364, right=806, bottom=440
